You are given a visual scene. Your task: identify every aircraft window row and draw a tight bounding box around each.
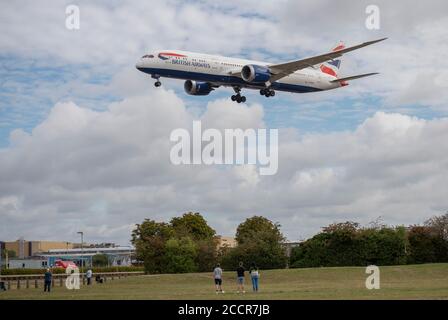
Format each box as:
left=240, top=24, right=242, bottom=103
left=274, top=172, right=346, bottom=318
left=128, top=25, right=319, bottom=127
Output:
left=221, top=62, right=242, bottom=67
left=142, top=54, right=154, bottom=58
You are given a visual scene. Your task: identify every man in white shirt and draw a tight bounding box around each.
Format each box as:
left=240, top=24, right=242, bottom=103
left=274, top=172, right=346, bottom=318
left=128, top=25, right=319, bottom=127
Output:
left=213, top=264, right=224, bottom=294
left=86, top=269, right=93, bottom=285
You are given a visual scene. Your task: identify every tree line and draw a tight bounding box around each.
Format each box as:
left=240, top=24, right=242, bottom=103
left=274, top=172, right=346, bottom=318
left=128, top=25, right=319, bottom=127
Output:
left=131, top=212, right=448, bottom=273
left=290, top=214, right=448, bottom=268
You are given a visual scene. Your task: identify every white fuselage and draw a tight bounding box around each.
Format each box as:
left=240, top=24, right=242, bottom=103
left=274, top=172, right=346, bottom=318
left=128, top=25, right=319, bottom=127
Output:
left=136, top=50, right=341, bottom=94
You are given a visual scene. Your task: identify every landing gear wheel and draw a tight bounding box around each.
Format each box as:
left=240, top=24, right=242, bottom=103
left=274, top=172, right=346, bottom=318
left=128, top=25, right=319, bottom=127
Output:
left=154, top=81, right=161, bottom=87
left=236, top=95, right=242, bottom=103
left=232, top=87, right=244, bottom=103
left=262, top=89, right=275, bottom=97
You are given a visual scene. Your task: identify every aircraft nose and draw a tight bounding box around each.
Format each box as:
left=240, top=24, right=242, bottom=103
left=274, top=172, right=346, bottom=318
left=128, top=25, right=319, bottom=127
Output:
left=135, top=59, right=144, bottom=71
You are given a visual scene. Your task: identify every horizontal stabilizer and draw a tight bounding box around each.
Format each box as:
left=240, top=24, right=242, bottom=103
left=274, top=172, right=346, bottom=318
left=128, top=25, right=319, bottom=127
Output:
left=330, top=72, right=379, bottom=83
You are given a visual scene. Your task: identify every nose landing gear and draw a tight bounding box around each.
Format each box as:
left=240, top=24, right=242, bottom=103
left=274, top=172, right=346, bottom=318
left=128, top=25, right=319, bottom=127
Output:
left=152, top=74, right=161, bottom=87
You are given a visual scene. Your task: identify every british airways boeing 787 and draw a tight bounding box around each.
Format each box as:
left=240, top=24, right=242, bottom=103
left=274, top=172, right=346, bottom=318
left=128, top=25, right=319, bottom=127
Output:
left=136, top=38, right=386, bottom=103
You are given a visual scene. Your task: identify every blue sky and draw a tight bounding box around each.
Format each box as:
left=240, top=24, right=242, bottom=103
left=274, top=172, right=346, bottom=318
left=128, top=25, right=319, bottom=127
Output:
left=1, top=0, right=447, bottom=244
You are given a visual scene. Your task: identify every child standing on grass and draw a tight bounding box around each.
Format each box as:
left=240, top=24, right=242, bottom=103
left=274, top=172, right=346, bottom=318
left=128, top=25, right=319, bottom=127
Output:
left=249, top=263, right=259, bottom=292
left=213, top=264, right=224, bottom=294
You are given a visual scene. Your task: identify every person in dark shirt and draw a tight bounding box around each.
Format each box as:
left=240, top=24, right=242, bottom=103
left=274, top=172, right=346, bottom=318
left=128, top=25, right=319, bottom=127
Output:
left=236, top=261, right=245, bottom=293
left=44, top=268, right=52, bottom=292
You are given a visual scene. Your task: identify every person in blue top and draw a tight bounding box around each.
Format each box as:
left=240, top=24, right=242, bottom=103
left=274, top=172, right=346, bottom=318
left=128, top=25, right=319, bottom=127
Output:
left=44, top=268, right=52, bottom=292
left=249, top=262, right=260, bottom=292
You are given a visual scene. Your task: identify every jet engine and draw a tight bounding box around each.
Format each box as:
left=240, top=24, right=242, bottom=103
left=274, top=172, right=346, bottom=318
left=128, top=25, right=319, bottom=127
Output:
left=241, top=64, right=271, bottom=83
left=184, top=80, right=213, bottom=96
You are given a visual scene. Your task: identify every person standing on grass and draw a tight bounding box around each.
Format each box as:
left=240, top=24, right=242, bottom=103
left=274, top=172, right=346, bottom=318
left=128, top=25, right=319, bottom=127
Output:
left=236, top=261, right=246, bottom=294
left=44, top=268, right=52, bottom=292
left=213, top=263, right=224, bottom=294
left=249, top=262, right=260, bottom=292
left=86, top=268, right=93, bottom=285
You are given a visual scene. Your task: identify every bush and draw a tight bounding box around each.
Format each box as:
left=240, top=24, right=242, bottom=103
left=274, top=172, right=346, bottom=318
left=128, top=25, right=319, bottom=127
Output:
left=407, top=226, right=439, bottom=264
left=92, top=254, right=109, bottom=267
left=290, top=222, right=408, bottom=268
left=0, top=265, right=143, bottom=276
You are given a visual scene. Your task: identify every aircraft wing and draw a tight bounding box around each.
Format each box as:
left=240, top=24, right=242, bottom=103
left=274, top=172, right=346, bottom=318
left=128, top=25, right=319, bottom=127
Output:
left=267, top=37, right=387, bottom=84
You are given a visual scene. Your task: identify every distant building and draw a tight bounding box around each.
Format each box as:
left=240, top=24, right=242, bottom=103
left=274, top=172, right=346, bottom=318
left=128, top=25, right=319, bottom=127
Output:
left=7, top=258, right=49, bottom=269
left=39, top=246, right=135, bottom=267
left=283, top=241, right=301, bottom=257
left=3, top=239, right=75, bottom=259
left=217, top=236, right=237, bottom=249
left=1, top=239, right=134, bottom=269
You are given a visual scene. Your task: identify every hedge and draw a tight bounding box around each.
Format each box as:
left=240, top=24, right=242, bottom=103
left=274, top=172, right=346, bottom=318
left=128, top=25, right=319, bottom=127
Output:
left=0, top=265, right=144, bottom=276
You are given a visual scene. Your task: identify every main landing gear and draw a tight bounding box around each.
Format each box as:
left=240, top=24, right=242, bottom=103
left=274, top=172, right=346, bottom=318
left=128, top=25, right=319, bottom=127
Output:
left=152, top=74, right=161, bottom=87
left=231, top=87, right=246, bottom=103
left=260, top=88, right=275, bottom=98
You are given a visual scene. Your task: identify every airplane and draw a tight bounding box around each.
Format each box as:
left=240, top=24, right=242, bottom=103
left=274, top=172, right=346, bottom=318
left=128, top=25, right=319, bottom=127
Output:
left=135, top=38, right=387, bottom=103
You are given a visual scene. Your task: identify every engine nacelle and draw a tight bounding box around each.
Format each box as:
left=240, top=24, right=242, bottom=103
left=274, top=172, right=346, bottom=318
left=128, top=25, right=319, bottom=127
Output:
left=241, top=64, right=271, bottom=83
left=184, top=80, right=213, bottom=96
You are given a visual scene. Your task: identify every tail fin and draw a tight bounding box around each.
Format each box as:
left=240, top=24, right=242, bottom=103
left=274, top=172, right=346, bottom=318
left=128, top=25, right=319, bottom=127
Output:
left=320, top=41, right=345, bottom=77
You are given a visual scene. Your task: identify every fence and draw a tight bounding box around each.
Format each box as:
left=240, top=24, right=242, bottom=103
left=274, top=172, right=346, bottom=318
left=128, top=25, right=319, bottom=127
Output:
left=0, top=271, right=144, bottom=290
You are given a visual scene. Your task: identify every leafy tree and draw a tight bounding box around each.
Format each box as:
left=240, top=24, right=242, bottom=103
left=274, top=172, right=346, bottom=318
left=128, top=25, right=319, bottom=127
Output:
left=92, top=254, right=109, bottom=267
left=196, top=238, right=219, bottom=272
left=164, top=237, right=197, bottom=273
left=407, top=226, right=438, bottom=264
left=425, top=212, right=448, bottom=241
left=322, top=221, right=360, bottom=234
left=225, top=216, right=288, bottom=270
left=132, top=213, right=218, bottom=273
left=131, top=219, right=174, bottom=273
left=405, top=213, right=448, bottom=264
left=424, top=213, right=448, bottom=262
left=171, top=212, right=216, bottom=241
left=236, top=216, right=284, bottom=245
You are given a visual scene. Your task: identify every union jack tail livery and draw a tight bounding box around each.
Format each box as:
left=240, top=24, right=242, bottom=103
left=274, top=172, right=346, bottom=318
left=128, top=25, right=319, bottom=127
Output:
left=320, top=42, right=345, bottom=78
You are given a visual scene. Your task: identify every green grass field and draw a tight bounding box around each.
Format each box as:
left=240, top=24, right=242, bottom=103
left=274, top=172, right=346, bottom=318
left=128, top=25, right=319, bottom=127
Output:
left=1, top=263, right=447, bottom=300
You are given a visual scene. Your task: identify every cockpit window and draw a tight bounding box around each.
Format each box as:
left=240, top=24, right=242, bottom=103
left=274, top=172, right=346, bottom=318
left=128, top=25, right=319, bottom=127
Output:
left=142, top=54, right=154, bottom=58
